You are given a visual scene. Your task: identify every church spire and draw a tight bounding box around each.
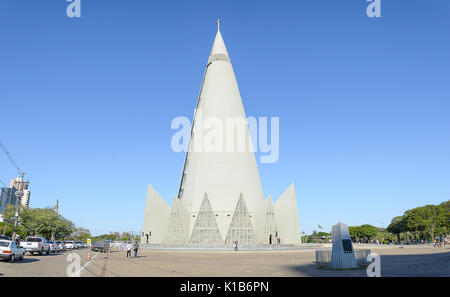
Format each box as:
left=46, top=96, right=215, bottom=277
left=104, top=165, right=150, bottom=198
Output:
left=209, top=22, right=229, bottom=58
left=179, top=23, right=265, bottom=240
left=216, top=19, right=222, bottom=32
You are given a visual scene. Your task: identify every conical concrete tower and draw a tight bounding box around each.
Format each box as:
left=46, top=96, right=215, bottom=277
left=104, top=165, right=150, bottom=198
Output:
left=141, top=22, right=301, bottom=246
left=177, top=22, right=265, bottom=240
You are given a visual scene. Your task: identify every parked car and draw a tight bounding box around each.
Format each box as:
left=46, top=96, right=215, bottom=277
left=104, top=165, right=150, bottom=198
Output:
left=47, top=241, right=60, bottom=253
left=1, top=239, right=25, bottom=262
left=64, top=241, right=76, bottom=250
left=19, top=236, right=50, bottom=255
left=56, top=241, right=66, bottom=251
left=91, top=241, right=109, bottom=252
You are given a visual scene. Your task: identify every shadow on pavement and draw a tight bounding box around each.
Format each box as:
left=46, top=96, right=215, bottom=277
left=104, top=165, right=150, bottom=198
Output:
left=375, top=250, right=450, bottom=277
left=3, top=258, right=40, bottom=264
left=286, top=249, right=450, bottom=277
left=287, top=262, right=365, bottom=277
left=28, top=253, right=62, bottom=257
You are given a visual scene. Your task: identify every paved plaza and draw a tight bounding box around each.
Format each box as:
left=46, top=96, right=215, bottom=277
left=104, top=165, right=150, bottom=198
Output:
left=0, top=246, right=449, bottom=277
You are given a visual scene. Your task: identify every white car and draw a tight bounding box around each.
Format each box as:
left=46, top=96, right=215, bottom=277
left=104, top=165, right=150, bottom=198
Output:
left=56, top=241, right=66, bottom=251
left=64, top=241, right=75, bottom=249
left=0, top=240, right=25, bottom=262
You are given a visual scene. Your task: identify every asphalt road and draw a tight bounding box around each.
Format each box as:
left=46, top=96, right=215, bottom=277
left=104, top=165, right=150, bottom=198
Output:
left=1, top=246, right=449, bottom=277
left=0, top=248, right=92, bottom=277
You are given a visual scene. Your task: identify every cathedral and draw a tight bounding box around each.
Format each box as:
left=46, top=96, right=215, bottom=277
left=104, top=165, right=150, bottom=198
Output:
left=141, top=23, right=300, bottom=246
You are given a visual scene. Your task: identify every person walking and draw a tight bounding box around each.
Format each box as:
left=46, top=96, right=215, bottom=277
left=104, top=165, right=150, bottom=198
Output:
left=126, top=241, right=132, bottom=258
left=233, top=241, right=238, bottom=251
left=133, top=242, right=139, bottom=258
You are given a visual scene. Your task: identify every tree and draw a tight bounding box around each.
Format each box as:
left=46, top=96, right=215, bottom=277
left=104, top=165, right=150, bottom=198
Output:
left=19, top=207, right=74, bottom=239
left=387, top=216, right=405, bottom=242
left=440, top=200, right=450, bottom=213
left=1, top=204, right=27, bottom=238
left=1, top=204, right=16, bottom=234
left=72, top=227, right=91, bottom=242
left=403, top=205, right=446, bottom=241
left=376, top=230, right=396, bottom=244
left=112, top=232, right=121, bottom=241
left=440, top=200, right=450, bottom=231
left=358, top=224, right=378, bottom=241
left=349, top=226, right=361, bottom=242
left=92, top=233, right=115, bottom=242
left=311, top=230, right=318, bottom=243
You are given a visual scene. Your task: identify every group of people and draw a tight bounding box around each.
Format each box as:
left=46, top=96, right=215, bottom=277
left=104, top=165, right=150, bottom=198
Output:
left=126, top=241, right=139, bottom=258
left=433, top=236, right=448, bottom=247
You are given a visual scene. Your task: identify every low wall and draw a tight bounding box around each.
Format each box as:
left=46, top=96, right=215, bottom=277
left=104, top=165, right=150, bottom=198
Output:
left=315, top=249, right=371, bottom=265
left=138, top=243, right=323, bottom=251
left=353, top=243, right=438, bottom=249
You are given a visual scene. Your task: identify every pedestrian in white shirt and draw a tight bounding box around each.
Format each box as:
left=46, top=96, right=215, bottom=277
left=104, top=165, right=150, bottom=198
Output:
left=126, top=242, right=132, bottom=258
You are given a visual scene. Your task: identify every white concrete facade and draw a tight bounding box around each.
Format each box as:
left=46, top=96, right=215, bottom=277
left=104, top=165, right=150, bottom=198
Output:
left=141, top=185, right=171, bottom=244
left=141, top=26, right=301, bottom=245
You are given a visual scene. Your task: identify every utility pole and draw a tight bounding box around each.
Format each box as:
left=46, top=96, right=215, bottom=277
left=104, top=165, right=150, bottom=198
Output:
left=12, top=190, right=24, bottom=241
left=51, top=200, right=59, bottom=241
left=3, top=220, right=7, bottom=234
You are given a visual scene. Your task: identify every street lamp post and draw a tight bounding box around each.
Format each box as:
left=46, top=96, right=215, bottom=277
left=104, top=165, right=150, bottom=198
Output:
left=12, top=190, right=24, bottom=241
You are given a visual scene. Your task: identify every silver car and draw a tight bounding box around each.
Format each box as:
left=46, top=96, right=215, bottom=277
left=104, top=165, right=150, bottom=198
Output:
left=56, top=241, right=66, bottom=251
left=47, top=241, right=60, bottom=253
left=0, top=240, right=25, bottom=262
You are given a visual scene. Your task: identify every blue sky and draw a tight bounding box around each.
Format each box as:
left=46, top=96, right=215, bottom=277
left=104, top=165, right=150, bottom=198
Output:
left=0, top=0, right=449, bottom=236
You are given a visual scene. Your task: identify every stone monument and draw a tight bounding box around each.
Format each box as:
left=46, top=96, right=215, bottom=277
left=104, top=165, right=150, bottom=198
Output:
left=330, top=222, right=357, bottom=269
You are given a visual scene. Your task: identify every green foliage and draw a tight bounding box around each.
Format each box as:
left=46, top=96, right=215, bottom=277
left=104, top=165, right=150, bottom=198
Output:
left=1, top=204, right=28, bottom=239
left=120, top=232, right=135, bottom=241
left=359, top=224, right=378, bottom=239
left=19, top=207, right=74, bottom=239
left=387, top=216, right=405, bottom=241
left=317, top=232, right=329, bottom=237
left=2, top=204, right=24, bottom=224
left=376, top=230, right=396, bottom=244
left=92, top=234, right=115, bottom=242
left=91, top=231, right=139, bottom=243
left=440, top=200, right=450, bottom=213
left=386, top=202, right=449, bottom=242
left=70, top=227, right=92, bottom=242
left=349, top=225, right=383, bottom=242
left=440, top=200, right=450, bottom=231
left=403, top=205, right=446, bottom=240
left=2, top=205, right=75, bottom=240
left=0, top=222, right=13, bottom=236
left=348, top=226, right=360, bottom=241
left=301, top=230, right=331, bottom=243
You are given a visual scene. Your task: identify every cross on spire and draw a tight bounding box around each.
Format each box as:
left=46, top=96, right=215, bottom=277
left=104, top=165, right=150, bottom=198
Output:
left=216, top=19, right=222, bottom=31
